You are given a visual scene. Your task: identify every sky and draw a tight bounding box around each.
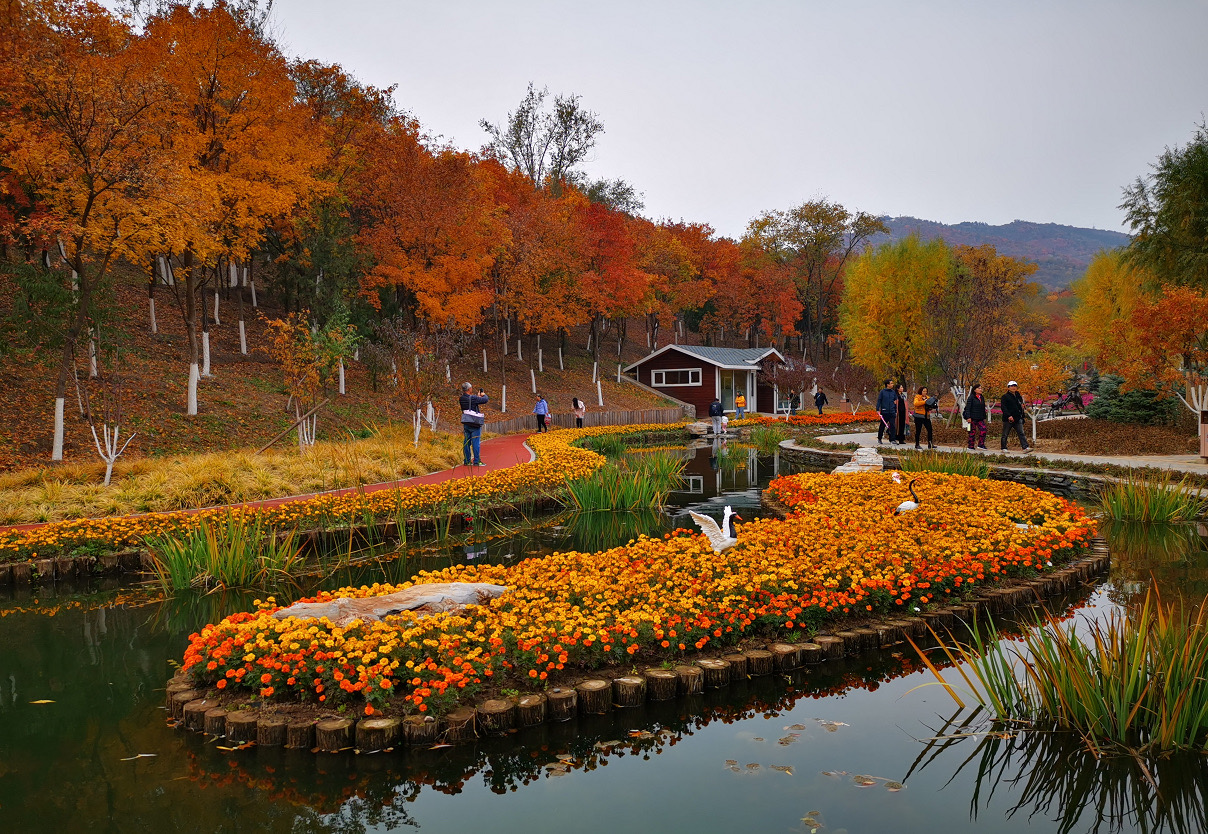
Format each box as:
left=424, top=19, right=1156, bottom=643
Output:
left=269, top=0, right=1208, bottom=239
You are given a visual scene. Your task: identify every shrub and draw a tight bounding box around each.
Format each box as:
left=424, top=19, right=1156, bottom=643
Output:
left=1085, top=374, right=1180, bottom=426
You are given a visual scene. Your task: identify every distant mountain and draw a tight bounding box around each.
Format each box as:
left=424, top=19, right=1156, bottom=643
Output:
left=872, top=217, right=1130, bottom=289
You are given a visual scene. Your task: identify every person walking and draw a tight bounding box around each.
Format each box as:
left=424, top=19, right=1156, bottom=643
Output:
left=1000, top=380, right=1032, bottom=452
left=533, top=394, right=549, bottom=433
left=895, top=384, right=909, bottom=444
left=572, top=396, right=586, bottom=429
left=876, top=379, right=897, bottom=444
left=459, top=382, right=489, bottom=466
left=813, top=388, right=828, bottom=415
left=734, top=391, right=747, bottom=420
left=708, top=397, right=724, bottom=435
left=962, top=383, right=988, bottom=450
left=912, top=386, right=935, bottom=449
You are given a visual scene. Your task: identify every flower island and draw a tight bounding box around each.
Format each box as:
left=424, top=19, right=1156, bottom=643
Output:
left=167, top=433, right=1100, bottom=753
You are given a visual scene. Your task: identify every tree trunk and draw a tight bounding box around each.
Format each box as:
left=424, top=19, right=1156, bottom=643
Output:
left=184, top=252, right=201, bottom=415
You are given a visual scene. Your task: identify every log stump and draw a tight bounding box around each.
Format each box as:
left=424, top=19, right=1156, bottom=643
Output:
left=169, top=690, right=202, bottom=720
left=165, top=682, right=195, bottom=707
left=10, top=563, right=31, bottom=583
left=612, top=676, right=646, bottom=707
left=517, top=693, right=547, bottom=726
left=643, top=668, right=679, bottom=700
left=402, top=714, right=438, bottom=746
left=204, top=707, right=229, bottom=736
left=547, top=687, right=578, bottom=721
left=34, top=559, right=54, bottom=582
left=722, top=653, right=749, bottom=677
left=257, top=715, right=288, bottom=747
left=182, top=699, right=214, bottom=732
left=769, top=643, right=801, bottom=670
left=852, top=628, right=879, bottom=651
left=356, top=717, right=401, bottom=751
left=575, top=679, right=612, bottom=714
left=54, top=557, right=74, bottom=578
left=226, top=711, right=258, bottom=743
left=477, top=699, right=516, bottom=733
left=440, top=707, right=477, bottom=743
left=316, top=718, right=355, bottom=752
left=696, top=659, right=731, bottom=688
left=744, top=649, right=774, bottom=675
left=795, top=643, right=823, bottom=664
left=287, top=719, right=317, bottom=749
left=813, top=635, right=844, bottom=661
left=675, top=665, right=704, bottom=695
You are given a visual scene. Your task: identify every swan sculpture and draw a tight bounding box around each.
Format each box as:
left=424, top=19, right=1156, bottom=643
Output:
left=894, top=479, right=920, bottom=514
left=690, top=506, right=741, bottom=553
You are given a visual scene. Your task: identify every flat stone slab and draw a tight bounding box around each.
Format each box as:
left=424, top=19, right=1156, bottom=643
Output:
left=271, top=583, right=509, bottom=625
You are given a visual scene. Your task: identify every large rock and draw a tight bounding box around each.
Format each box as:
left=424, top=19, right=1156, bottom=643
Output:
left=270, top=583, right=509, bottom=626
left=686, top=420, right=713, bottom=437
left=832, top=446, right=884, bottom=474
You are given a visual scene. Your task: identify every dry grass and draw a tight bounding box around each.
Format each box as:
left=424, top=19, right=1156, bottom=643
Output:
left=0, top=426, right=465, bottom=525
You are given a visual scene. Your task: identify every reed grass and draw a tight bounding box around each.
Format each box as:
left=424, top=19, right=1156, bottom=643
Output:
left=1096, top=470, right=1207, bottom=522
left=146, top=515, right=303, bottom=591
left=748, top=423, right=790, bottom=454
left=0, top=425, right=464, bottom=525
left=921, top=590, right=1208, bottom=754
left=564, top=450, right=686, bottom=511
left=586, top=433, right=627, bottom=459
left=900, top=449, right=990, bottom=478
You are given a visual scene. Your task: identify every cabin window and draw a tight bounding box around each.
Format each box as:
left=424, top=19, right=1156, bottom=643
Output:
left=652, top=368, right=701, bottom=386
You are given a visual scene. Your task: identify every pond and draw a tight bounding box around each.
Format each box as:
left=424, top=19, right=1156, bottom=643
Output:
left=2, top=444, right=1206, bottom=833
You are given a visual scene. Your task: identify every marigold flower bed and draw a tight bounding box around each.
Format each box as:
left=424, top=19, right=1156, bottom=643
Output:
left=181, top=471, right=1095, bottom=717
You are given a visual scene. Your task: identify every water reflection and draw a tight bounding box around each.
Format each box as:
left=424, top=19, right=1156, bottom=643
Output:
left=1103, top=521, right=1208, bottom=607
left=909, top=708, right=1208, bottom=834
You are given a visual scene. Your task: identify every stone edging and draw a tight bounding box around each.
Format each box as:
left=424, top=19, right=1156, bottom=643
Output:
left=161, top=540, right=1110, bottom=753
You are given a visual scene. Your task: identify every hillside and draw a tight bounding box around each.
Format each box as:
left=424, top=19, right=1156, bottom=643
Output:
left=873, top=217, right=1130, bottom=289
left=0, top=269, right=676, bottom=473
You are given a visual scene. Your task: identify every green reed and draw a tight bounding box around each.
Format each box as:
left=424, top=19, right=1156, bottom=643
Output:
left=147, top=515, right=303, bottom=591
left=564, top=450, right=686, bottom=511
left=1096, top=470, right=1207, bottom=522
left=748, top=423, right=790, bottom=454
left=900, top=449, right=989, bottom=478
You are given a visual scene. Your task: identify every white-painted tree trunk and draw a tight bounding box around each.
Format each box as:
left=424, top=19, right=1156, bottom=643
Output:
left=501, top=384, right=507, bottom=413
left=187, top=362, right=199, bottom=415
left=558, top=347, right=564, bottom=370
left=445, top=363, right=451, bottom=382
left=338, top=359, right=345, bottom=395
left=597, top=379, right=603, bottom=407
left=617, top=363, right=622, bottom=383
left=538, top=349, right=543, bottom=373
left=646, top=330, right=650, bottom=348
left=52, top=396, right=65, bottom=461
left=250, top=279, right=257, bottom=307
left=238, top=320, right=247, bottom=355
left=88, top=332, right=98, bottom=378
left=89, top=422, right=135, bottom=487
left=213, top=291, right=220, bottom=325
left=530, top=368, right=537, bottom=393
left=503, top=334, right=508, bottom=355
left=201, top=331, right=212, bottom=377
left=413, top=409, right=422, bottom=448
left=149, top=297, right=157, bottom=334
left=229, top=261, right=238, bottom=287
left=482, top=348, right=487, bottom=373
left=586, top=332, right=592, bottom=352
left=1177, top=380, right=1207, bottom=417
left=517, top=340, right=522, bottom=361
left=592, top=361, right=598, bottom=383
left=426, top=400, right=436, bottom=430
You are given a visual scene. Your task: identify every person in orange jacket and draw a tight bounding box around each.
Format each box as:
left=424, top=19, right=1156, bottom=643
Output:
left=912, top=386, right=935, bottom=449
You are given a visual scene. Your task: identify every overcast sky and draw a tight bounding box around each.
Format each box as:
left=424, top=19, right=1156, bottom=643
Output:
left=271, top=0, right=1208, bottom=238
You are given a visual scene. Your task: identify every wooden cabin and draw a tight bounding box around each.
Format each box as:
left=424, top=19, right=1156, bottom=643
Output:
left=624, top=345, right=788, bottom=415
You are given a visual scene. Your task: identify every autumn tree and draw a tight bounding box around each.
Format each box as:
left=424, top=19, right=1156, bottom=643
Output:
left=746, top=200, right=886, bottom=360
left=984, top=346, right=1069, bottom=444
left=839, top=236, right=950, bottom=383
left=1070, top=250, right=1153, bottom=372
left=928, top=244, right=1039, bottom=411
left=144, top=1, right=319, bottom=415
left=367, top=317, right=462, bottom=445
left=0, top=0, right=173, bottom=459
left=1121, top=121, right=1208, bottom=290
left=480, top=83, right=604, bottom=194
left=263, top=313, right=323, bottom=451
left=1109, top=285, right=1208, bottom=417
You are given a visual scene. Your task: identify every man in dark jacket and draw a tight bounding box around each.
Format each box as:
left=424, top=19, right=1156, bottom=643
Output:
left=459, top=382, right=489, bottom=466
left=708, top=397, right=724, bottom=435
left=875, top=379, right=897, bottom=443
left=813, top=389, right=828, bottom=415
left=1000, top=381, right=1032, bottom=452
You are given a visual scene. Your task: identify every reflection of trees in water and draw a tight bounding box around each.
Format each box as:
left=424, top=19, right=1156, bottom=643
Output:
left=907, top=708, right=1208, bottom=834
left=1103, top=522, right=1208, bottom=608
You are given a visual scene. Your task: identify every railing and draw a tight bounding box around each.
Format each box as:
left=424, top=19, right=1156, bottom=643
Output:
left=483, top=407, right=685, bottom=435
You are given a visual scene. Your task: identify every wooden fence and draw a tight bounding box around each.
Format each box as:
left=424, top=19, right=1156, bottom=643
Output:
left=483, top=407, right=686, bottom=436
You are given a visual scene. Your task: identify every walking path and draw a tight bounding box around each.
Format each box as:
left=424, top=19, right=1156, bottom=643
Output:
left=818, top=431, right=1208, bottom=476
left=0, top=433, right=535, bottom=534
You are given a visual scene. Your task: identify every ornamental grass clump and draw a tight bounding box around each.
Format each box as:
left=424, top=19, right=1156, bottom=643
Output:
left=147, top=515, right=302, bottom=590
left=900, top=449, right=989, bottom=479
left=564, top=450, right=686, bottom=511
left=925, top=590, right=1208, bottom=754
left=1096, top=470, right=1207, bottom=522
left=749, top=423, right=790, bottom=454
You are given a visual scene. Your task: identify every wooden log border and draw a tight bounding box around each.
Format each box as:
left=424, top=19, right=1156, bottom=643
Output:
left=162, top=540, right=1110, bottom=754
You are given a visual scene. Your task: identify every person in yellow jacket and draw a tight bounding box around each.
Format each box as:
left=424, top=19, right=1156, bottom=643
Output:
left=734, top=392, right=747, bottom=419
left=912, top=386, right=935, bottom=449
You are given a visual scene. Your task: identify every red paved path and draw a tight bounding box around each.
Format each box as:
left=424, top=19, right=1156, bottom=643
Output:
left=1, top=433, right=536, bottom=533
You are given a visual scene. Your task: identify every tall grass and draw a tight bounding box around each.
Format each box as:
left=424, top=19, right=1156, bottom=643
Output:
left=565, top=451, right=686, bottom=511
left=585, top=434, right=627, bottom=459
left=1096, top=470, right=1207, bottom=522
left=748, top=423, right=790, bottom=454
left=920, top=591, right=1208, bottom=754
left=147, top=515, right=303, bottom=591
left=0, top=425, right=465, bottom=525
left=900, top=449, right=989, bottom=478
